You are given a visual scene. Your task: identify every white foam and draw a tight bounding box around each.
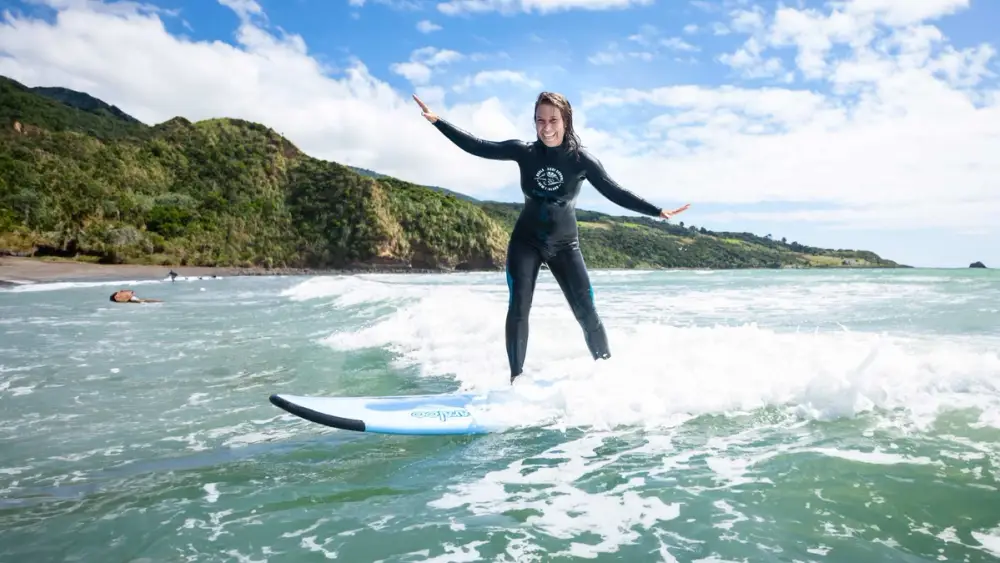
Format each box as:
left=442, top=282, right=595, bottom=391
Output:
left=319, top=274, right=1000, bottom=432
left=613, top=280, right=945, bottom=321
left=203, top=483, right=220, bottom=504
left=806, top=447, right=941, bottom=466
left=281, top=518, right=331, bottom=539
left=408, top=541, right=489, bottom=563
left=280, top=274, right=505, bottom=312
left=300, top=271, right=1000, bottom=555
left=282, top=276, right=380, bottom=302
left=300, top=535, right=339, bottom=560
left=972, top=526, right=1000, bottom=558
left=2, top=276, right=217, bottom=293
left=281, top=275, right=434, bottom=307
left=588, top=269, right=658, bottom=277
left=429, top=432, right=683, bottom=559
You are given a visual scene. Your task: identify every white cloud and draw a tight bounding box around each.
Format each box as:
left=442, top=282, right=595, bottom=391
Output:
left=626, top=24, right=657, bottom=46
left=416, top=19, right=442, bottom=33
left=711, top=22, right=731, bottom=35
left=587, top=42, right=654, bottom=65
left=834, top=0, right=970, bottom=27
left=583, top=85, right=834, bottom=132
left=453, top=70, right=542, bottom=93
left=760, top=1, right=974, bottom=82
left=19, top=0, right=175, bottom=17
left=349, top=0, right=423, bottom=9
left=629, top=24, right=699, bottom=52
left=695, top=199, right=1000, bottom=232
left=728, top=5, right=766, bottom=34
left=660, top=37, right=699, bottom=52
left=767, top=6, right=876, bottom=79
left=575, top=0, right=1000, bottom=230
left=217, top=0, right=263, bottom=21
left=689, top=0, right=718, bottom=13
left=716, top=5, right=789, bottom=80
left=718, top=36, right=788, bottom=80
left=389, top=46, right=464, bottom=85
left=436, top=0, right=651, bottom=16
left=589, top=25, right=699, bottom=65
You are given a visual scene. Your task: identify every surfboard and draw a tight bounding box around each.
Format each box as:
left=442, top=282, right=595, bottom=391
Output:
left=268, top=391, right=495, bottom=435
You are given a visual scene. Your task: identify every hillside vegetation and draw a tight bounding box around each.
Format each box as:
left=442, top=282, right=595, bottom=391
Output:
left=479, top=202, right=899, bottom=269
left=0, top=76, right=505, bottom=270
left=0, top=75, right=902, bottom=271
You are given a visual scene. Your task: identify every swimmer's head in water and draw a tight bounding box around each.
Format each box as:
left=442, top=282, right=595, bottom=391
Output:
left=110, top=289, right=135, bottom=302
left=534, top=91, right=580, bottom=152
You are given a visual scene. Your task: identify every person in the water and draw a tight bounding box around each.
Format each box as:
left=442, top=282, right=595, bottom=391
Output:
left=413, top=91, right=690, bottom=383
left=109, top=289, right=162, bottom=304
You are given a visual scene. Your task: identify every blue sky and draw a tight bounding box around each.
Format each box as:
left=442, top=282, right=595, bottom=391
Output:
left=1, top=0, right=999, bottom=268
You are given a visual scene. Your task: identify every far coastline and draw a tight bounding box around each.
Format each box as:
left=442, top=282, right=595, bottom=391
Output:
left=0, top=256, right=499, bottom=287
left=2, top=255, right=960, bottom=290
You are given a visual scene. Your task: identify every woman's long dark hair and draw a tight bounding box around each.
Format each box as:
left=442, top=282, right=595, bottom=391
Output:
left=534, top=91, right=582, bottom=159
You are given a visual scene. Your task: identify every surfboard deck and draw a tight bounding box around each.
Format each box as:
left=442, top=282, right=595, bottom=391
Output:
left=269, top=391, right=495, bottom=435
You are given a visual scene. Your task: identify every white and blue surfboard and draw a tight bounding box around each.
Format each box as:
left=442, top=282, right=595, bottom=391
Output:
left=269, top=391, right=496, bottom=435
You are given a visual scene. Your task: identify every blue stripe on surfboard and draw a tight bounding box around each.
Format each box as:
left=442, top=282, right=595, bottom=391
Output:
left=362, top=393, right=480, bottom=411
left=363, top=422, right=490, bottom=435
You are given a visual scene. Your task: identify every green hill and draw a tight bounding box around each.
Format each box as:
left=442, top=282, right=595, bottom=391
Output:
left=0, top=76, right=505, bottom=270
left=477, top=201, right=900, bottom=269
left=348, top=165, right=479, bottom=203
left=0, top=75, right=903, bottom=271
left=28, top=86, right=144, bottom=127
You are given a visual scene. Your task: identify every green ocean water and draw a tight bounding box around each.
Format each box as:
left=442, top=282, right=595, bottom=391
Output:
left=1, top=267, right=999, bottom=562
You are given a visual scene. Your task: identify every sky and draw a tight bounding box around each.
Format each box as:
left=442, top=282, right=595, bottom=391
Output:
left=1, top=0, right=998, bottom=268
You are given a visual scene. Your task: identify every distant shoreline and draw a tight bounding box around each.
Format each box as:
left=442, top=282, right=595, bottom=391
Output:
left=0, top=256, right=953, bottom=289
left=0, top=256, right=499, bottom=286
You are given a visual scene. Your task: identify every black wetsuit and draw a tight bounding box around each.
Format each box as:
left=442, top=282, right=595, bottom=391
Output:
left=432, top=119, right=663, bottom=380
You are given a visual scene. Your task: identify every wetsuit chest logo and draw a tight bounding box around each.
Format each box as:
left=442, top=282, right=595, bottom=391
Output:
left=534, top=167, right=564, bottom=191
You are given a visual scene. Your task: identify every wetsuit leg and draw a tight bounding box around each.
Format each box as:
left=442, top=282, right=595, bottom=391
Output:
left=546, top=245, right=611, bottom=361
left=505, top=237, right=543, bottom=380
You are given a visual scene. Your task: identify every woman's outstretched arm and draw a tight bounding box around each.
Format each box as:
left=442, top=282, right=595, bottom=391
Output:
left=580, top=149, right=664, bottom=217
left=433, top=119, right=527, bottom=161
left=414, top=94, right=526, bottom=161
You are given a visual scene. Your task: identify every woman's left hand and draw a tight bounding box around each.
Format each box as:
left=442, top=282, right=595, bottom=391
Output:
left=660, top=204, right=691, bottom=220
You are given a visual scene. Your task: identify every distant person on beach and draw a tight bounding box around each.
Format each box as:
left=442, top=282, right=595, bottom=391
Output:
left=413, top=91, right=690, bottom=384
left=166, top=269, right=219, bottom=280
left=109, top=289, right=162, bottom=304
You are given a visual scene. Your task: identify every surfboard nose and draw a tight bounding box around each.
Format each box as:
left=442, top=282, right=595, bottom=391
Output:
left=268, top=393, right=368, bottom=433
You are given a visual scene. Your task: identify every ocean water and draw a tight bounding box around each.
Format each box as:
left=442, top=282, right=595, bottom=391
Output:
left=1, top=267, right=1000, bottom=563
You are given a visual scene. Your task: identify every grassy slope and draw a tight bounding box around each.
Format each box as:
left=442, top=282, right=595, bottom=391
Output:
left=0, top=76, right=506, bottom=270
left=477, top=202, right=902, bottom=269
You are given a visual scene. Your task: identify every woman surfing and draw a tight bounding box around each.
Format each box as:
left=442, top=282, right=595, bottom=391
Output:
left=414, top=91, right=690, bottom=383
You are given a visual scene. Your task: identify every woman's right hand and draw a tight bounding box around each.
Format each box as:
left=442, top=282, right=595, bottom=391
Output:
left=412, top=94, right=439, bottom=123
left=660, top=204, right=691, bottom=220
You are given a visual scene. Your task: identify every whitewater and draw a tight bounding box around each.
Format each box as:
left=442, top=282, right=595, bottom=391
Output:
left=1, top=267, right=999, bottom=562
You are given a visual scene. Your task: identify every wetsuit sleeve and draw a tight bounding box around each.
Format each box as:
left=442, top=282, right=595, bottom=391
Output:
left=433, top=119, right=525, bottom=161
left=580, top=151, right=662, bottom=217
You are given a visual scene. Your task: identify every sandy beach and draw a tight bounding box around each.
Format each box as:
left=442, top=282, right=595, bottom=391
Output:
left=0, top=257, right=271, bottom=286
left=0, top=257, right=473, bottom=287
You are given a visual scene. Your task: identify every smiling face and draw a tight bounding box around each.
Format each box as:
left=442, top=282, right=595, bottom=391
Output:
left=535, top=102, right=565, bottom=147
